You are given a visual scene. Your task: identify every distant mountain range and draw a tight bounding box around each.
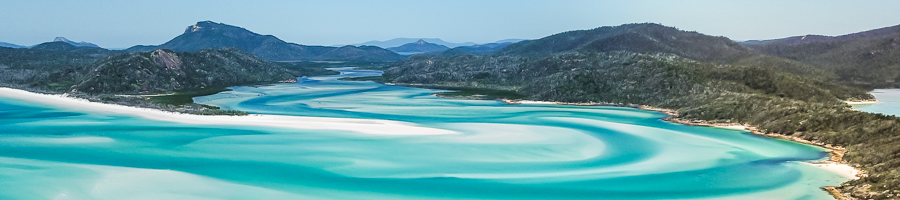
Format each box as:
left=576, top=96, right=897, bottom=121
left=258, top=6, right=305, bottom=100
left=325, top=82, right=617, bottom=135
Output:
left=387, top=39, right=450, bottom=54
left=0, top=42, right=25, bottom=48
left=52, top=37, right=100, bottom=48
left=0, top=37, right=100, bottom=49
left=354, top=38, right=475, bottom=48
left=353, top=38, right=525, bottom=48
left=126, top=21, right=404, bottom=62
left=387, top=40, right=521, bottom=56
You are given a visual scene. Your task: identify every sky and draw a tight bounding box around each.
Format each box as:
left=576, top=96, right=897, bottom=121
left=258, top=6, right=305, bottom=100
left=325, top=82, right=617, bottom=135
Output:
left=1, top=0, right=899, bottom=48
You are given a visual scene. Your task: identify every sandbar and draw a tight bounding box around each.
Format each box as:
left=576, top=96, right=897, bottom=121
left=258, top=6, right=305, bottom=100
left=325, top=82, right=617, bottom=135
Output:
left=0, top=87, right=456, bottom=136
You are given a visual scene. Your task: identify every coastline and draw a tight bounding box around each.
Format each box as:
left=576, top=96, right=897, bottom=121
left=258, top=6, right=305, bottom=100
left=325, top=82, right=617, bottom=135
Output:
left=502, top=98, right=863, bottom=199
left=0, top=87, right=456, bottom=136
left=845, top=100, right=880, bottom=105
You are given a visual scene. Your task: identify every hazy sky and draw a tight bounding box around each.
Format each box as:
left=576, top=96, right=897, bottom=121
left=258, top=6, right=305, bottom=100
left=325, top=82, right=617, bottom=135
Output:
left=1, top=0, right=899, bottom=48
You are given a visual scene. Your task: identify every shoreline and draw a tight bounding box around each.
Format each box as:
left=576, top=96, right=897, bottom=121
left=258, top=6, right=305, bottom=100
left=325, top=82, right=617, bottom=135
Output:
left=845, top=100, right=880, bottom=105
left=502, top=98, right=862, bottom=199
left=0, top=87, right=456, bottom=136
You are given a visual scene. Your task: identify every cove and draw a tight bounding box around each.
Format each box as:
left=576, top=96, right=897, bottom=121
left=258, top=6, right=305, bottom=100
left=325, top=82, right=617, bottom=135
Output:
left=0, top=68, right=850, bottom=199
left=853, top=89, right=900, bottom=116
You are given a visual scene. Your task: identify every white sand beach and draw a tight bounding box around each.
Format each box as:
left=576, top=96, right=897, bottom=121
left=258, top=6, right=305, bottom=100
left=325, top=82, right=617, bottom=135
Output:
left=807, top=162, right=861, bottom=180
left=715, top=125, right=748, bottom=130
left=0, top=88, right=456, bottom=136
left=845, top=100, right=880, bottom=105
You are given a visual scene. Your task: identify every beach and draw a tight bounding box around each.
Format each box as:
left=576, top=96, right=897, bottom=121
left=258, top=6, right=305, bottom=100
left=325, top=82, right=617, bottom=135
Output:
left=0, top=87, right=456, bottom=136
left=845, top=100, right=880, bottom=105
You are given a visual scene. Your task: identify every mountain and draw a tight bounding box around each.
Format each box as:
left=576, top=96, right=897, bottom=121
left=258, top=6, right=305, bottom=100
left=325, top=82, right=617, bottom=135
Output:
left=0, top=42, right=123, bottom=92
left=497, top=23, right=751, bottom=60
left=380, top=23, right=900, bottom=199
left=0, top=41, right=299, bottom=95
left=384, top=23, right=869, bottom=104
left=386, top=39, right=450, bottom=54
left=51, top=37, right=100, bottom=48
left=0, top=40, right=332, bottom=114
left=75, top=48, right=296, bottom=94
left=354, top=38, right=477, bottom=48
left=126, top=21, right=404, bottom=62
left=0, top=42, right=25, bottom=48
left=741, top=24, right=900, bottom=88
left=494, top=23, right=834, bottom=79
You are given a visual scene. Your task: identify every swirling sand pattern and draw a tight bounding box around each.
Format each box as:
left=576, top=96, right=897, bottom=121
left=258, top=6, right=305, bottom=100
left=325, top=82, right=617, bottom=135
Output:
left=0, top=68, right=848, bottom=199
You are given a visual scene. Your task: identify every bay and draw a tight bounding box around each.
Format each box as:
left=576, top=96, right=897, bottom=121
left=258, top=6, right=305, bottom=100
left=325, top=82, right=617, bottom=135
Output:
left=0, top=68, right=849, bottom=199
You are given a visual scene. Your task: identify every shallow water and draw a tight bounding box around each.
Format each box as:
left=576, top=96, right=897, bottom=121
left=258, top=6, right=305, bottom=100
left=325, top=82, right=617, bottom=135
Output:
left=0, top=68, right=848, bottom=199
left=853, top=89, right=900, bottom=116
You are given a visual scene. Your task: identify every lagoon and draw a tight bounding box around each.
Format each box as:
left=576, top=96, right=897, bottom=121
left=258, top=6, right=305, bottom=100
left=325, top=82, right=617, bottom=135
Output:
left=0, top=68, right=850, bottom=199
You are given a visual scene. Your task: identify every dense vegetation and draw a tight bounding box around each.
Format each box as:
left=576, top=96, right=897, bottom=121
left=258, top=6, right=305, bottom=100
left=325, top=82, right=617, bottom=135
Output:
left=742, top=24, right=900, bottom=88
left=75, top=48, right=296, bottom=94
left=0, top=42, right=334, bottom=115
left=0, top=42, right=122, bottom=92
left=383, top=23, right=900, bottom=199
left=127, top=21, right=406, bottom=62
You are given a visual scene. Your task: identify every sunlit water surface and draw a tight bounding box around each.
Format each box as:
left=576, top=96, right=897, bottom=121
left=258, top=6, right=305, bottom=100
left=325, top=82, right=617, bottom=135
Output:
left=853, top=89, right=900, bottom=116
left=0, top=68, right=849, bottom=199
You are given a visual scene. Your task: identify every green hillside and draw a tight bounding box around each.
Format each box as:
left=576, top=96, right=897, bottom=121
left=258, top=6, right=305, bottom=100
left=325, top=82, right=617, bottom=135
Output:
left=743, top=24, right=900, bottom=88
left=75, top=48, right=297, bottom=94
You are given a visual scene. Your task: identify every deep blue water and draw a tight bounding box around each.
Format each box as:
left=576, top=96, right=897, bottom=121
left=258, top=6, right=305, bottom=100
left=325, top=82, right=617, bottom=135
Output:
left=0, top=68, right=848, bottom=199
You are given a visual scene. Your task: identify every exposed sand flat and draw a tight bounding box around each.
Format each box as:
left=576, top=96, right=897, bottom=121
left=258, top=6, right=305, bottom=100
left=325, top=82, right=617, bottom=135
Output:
left=0, top=87, right=456, bottom=136
left=516, top=100, right=559, bottom=105
left=845, top=100, right=880, bottom=105
left=715, top=125, right=748, bottom=130
left=806, top=162, right=861, bottom=180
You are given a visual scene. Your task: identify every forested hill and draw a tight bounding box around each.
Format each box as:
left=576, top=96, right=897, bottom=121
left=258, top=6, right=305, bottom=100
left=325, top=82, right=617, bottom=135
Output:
left=0, top=42, right=123, bottom=92
left=0, top=42, right=300, bottom=95
left=741, top=24, right=900, bottom=88
left=127, top=21, right=405, bottom=62
left=74, top=48, right=297, bottom=94
left=494, top=23, right=832, bottom=79
left=381, top=23, right=900, bottom=199
left=0, top=41, right=319, bottom=114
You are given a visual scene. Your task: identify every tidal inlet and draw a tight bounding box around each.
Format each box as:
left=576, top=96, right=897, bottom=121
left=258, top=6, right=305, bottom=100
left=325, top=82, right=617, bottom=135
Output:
left=0, top=69, right=851, bottom=199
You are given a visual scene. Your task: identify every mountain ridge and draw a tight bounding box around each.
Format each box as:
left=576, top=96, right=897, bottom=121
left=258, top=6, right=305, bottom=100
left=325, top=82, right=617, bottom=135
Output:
left=386, top=39, right=450, bottom=54
left=126, top=21, right=404, bottom=62
left=354, top=38, right=477, bottom=48
left=52, top=37, right=100, bottom=48
left=741, top=24, right=900, bottom=88
left=0, top=42, right=25, bottom=48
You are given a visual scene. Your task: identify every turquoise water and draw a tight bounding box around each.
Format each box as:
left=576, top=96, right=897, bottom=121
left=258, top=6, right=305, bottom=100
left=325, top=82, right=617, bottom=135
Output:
left=0, top=68, right=848, bottom=199
left=853, top=89, right=900, bottom=116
